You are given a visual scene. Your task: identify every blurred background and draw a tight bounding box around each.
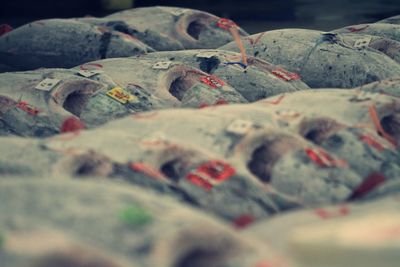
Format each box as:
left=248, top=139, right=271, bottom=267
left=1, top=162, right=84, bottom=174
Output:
left=1, top=0, right=400, bottom=33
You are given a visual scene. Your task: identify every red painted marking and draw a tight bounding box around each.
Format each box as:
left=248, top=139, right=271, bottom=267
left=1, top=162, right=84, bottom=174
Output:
left=305, top=148, right=348, bottom=168
left=199, top=75, right=225, bottom=89
left=360, top=134, right=392, bottom=152
left=262, top=94, right=285, bottom=105
left=0, top=24, right=13, bottom=36
left=130, top=162, right=165, bottom=180
left=198, top=99, right=228, bottom=109
left=271, top=68, right=301, bottom=81
left=233, top=215, right=255, bottom=229
left=186, top=160, right=236, bottom=191
left=79, top=63, right=103, bottom=70
left=347, top=25, right=370, bottom=32
left=216, top=18, right=238, bottom=30
left=16, top=101, right=40, bottom=115
left=349, top=173, right=386, bottom=200
left=132, top=111, right=158, bottom=120
left=314, top=205, right=349, bottom=219
left=368, top=105, right=397, bottom=147
left=60, top=116, right=85, bottom=133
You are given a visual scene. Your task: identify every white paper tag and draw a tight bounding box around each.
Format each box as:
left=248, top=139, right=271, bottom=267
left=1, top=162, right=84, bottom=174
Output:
left=354, top=37, right=372, bottom=49
left=196, top=51, right=219, bottom=59
left=35, top=78, right=61, bottom=91
left=226, top=119, right=253, bottom=135
left=77, top=69, right=103, bottom=78
left=152, top=61, right=173, bottom=70
left=170, top=8, right=188, bottom=17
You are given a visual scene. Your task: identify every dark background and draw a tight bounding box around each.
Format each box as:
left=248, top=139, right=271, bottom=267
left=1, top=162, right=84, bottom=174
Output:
left=1, top=0, right=400, bottom=33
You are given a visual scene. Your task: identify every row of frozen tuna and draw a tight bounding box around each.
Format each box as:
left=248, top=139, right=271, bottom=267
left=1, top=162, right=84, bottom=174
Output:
left=0, top=176, right=399, bottom=267
left=1, top=7, right=400, bottom=89
left=1, top=85, right=399, bottom=220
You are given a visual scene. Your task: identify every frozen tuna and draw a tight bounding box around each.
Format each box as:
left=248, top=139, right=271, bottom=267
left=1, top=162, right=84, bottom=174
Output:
left=105, top=6, right=248, bottom=49
left=220, top=29, right=400, bottom=88
left=0, top=19, right=152, bottom=71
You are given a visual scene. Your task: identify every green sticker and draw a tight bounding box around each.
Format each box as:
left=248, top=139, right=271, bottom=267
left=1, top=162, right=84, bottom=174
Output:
left=119, top=204, right=152, bottom=228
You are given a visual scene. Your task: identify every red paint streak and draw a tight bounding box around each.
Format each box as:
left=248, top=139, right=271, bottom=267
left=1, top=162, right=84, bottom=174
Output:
left=347, top=25, right=370, bottom=32
left=368, top=105, right=397, bottom=147
left=16, top=101, right=40, bottom=115
left=233, top=215, right=255, bottom=229
left=186, top=160, right=236, bottom=191
left=79, top=63, right=103, bottom=70
left=349, top=173, right=386, bottom=200
left=271, top=68, right=301, bottom=81
left=360, top=134, right=388, bottom=152
left=0, top=24, right=13, bottom=36
left=216, top=18, right=238, bottom=30
left=60, top=117, right=85, bottom=133
left=314, top=205, right=349, bottom=219
left=305, top=148, right=348, bottom=168
left=199, top=75, right=225, bottom=89
left=132, top=111, right=158, bottom=120
left=262, top=94, right=285, bottom=105
left=130, top=162, right=165, bottom=180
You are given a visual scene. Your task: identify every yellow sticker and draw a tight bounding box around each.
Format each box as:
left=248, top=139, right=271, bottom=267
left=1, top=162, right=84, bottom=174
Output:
left=107, top=87, right=138, bottom=104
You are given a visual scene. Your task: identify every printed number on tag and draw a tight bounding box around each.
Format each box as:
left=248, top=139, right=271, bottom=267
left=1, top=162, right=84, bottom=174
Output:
left=35, top=78, right=61, bottom=91
left=226, top=119, right=253, bottom=135
left=107, top=87, right=138, bottom=104
left=77, top=69, right=103, bottom=78
left=152, top=61, right=172, bottom=70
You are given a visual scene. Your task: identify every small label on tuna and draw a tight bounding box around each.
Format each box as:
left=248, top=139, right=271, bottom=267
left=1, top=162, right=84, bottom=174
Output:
left=35, top=78, right=61, bottom=91
left=199, top=75, right=225, bottom=88
left=152, top=61, right=173, bottom=70
left=196, top=51, right=219, bottom=58
left=169, top=8, right=188, bottom=17
left=226, top=119, right=253, bottom=135
left=354, top=37, right=372, bottom=49
left=77, top=69, right=104, bottom=78
left=107, top=87, right=138, bottom=104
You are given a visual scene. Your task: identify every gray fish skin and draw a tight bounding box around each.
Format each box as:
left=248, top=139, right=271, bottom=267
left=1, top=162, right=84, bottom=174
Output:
left=0, top=178, right=276, bottom=267
left=75, top=17, right=184, bottom=51
left=106, top=6, right=249, bottom=50
left=136, top=49, right=310, bottom=101
left=333, top=23, right=400, bottom=42
left=220, top=29, right=400, bottom=88
left=244, top=195, right=400, bottom=267
left=0, top=19, right=152, bottom=71
left=341, top=33, right=400, bottom=64
left=377, top=14, right=400, bottom=25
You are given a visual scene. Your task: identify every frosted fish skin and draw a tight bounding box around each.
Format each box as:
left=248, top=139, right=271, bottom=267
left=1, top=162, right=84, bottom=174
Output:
left=333, top=23, right=400, bottom=42
left=378, top=14, right=400, bottom=25
left=74, top=57, right=247, bottom=109
left=220, top=29, right=400, bottom=88
left=136, top=49, right=310, bottom=102
left=106, top=6, right=249, bottom=50
left=341, top=33, right=400, bottom=64
left=76, top=17, right=184, bottom=51
left=0, top=178, right=275, bottom=267
left=0, top=19, right=152, bottom=71
left=0, top=68, right=164, bottom=137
